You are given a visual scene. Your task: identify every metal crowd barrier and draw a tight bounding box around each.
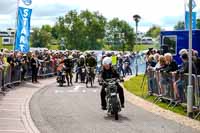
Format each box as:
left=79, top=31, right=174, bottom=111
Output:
left=38, top=61, right=57, bottom=77
left=195, top=75, right=200, bottom=119
left=0, top=61, right=58, bottom=95
left=147, top=69, right=200, bottom=118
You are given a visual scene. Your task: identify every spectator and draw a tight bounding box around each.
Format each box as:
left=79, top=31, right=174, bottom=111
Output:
left=173, top=53, right=197, bottom=102
left=163, top=53, right=178, bottom=73
left=31, top=54, right=39, bottom=83
left=193, top=50, right=200, bottom=75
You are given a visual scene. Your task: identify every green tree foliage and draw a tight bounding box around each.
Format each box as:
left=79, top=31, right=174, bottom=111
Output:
left=174, top=21, right=185, bottom=30
left=51, top=10, right=107, bottom=50
left=105, top=18, right=135, bottom=51
left=31, top=10, right=136, bottom=51
left=196, top=19, right=200, bottom=29
left=146, top=25, right=161, bottom=38
left=31, top=27, right=52, bottom=47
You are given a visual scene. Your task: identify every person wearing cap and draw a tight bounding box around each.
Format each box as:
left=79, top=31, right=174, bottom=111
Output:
left=99, top=57, right=125, bottom=110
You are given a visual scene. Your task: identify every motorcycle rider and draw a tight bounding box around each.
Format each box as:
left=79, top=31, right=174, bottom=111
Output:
left=85, top=52, right=97, bottom=80
left=99, top=57, right=125, bottom=110
left=75, top=55, right=85, bottom=83
left=123, top=55, right=132, bottom=75
left=63, top=55, right=74, bottom=86
left=117, top=54, right=125, bottom=77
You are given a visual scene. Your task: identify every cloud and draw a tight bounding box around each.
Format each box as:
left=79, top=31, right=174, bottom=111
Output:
left=0, top=0, right=200, bottom=32
left=0, top=0, right=16, bottom=15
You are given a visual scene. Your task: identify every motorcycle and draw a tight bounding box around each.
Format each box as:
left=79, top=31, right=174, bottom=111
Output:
left=80, top=66, right=86, bottom=83
left=124, top=62, right=132, bottom=76
left=57, top=70, right=66, bottom=87
left=86, top=67, right=94, bottom=88
left=102, top=78, right=121, bottom=120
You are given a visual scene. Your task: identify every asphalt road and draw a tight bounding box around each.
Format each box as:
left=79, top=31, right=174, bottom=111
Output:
left=30, top=79, right=199, bottom=133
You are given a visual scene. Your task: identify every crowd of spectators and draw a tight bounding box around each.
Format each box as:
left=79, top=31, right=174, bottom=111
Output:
left=146, top=48, right=200, bottom=102
left=0, top=48, right=84, bottom=92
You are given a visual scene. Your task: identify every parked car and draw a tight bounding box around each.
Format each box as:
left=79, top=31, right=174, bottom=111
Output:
left=141, top=37, right=153, bottom=44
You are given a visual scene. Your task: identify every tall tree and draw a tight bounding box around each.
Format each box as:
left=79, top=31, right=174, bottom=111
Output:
left=146, top=25, right=161, bottom=38
left=31, top=27, right=52, bottom=47
left=196, top=19, right=200, bottom=29
left=105, top=18, right=135, bottom=51
left=174, top=21, right=185, bottom=30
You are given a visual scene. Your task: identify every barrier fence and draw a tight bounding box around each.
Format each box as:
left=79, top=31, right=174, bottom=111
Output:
left=146, top=69, right=200, bottom=119
left=0, top=61, right=57, bottom=94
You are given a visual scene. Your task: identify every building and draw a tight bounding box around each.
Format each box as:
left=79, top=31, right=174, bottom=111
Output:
left=0, top=29, right=15, bottom=45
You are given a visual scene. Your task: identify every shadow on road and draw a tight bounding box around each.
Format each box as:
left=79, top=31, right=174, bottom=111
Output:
left=104, top=114, right=131, bottom=122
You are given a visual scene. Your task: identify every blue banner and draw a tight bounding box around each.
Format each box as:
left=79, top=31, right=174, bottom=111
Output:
left=15, top=7, right=32, bottom=53
left=185, top=11, right=196, bottom=30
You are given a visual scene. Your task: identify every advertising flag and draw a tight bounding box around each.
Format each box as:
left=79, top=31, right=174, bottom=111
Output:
left=185, top=0, right=197, bottom=29
left=15, top=0, right=32, bottom=53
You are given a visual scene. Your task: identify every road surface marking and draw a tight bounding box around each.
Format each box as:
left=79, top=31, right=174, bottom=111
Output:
left=74, top=85, right=81, bottom=91
left=55, top=90, right=64, bottom=94
left=0, top=109, right=20, bottom=112
left=0, top=103, right=22, bottom=105
left=0, top=130, right=25, bottom=132
left=0, top=118, right=21, bottom=121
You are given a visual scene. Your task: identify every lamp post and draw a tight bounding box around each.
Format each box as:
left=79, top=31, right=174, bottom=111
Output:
left=60, top=37, right=65, bottom=50
left=120, top=33, right=125, bottom=54
left=133, top=14, right=141, bottom=45
left=187, top=0, right=193, bottom=118
left=133, top=14, right=141, bottom=76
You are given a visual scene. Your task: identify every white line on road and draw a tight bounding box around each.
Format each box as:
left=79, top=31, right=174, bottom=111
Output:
left=0, top=98, right=25, bottom=100
left=55, top=90, right=64, bottom=94
left=0, top=109, right=20, bottom=112
left=74, top=85, right=81, bottom=91
left=66, top=85, right=82, bottom=93
left=0, top=130, right=25, bottom=133
left=0, top=118, right=21, bottom=121
left=0, top=103, right=22, bottom=105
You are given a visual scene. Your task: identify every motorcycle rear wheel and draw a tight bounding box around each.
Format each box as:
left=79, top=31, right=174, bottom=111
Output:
left=59, top=82, right=63, bottom=87
left=114, top=111, right=118, bottom=120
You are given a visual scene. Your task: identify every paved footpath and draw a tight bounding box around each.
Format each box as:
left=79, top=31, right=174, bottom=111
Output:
left=0, top=78, right=55, bottom=133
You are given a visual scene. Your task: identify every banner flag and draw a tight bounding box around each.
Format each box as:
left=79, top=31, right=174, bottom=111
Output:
left=15, top=0, right=32, bottom=53
left=185, top=0, right=197, bottom=29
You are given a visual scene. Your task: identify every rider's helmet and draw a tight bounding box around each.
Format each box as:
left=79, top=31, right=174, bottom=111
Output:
left=80, top=55, right=85, bottom=59
left=68, top=55, right=73, bottom=59
left=102, top=57, right=112, bottom=65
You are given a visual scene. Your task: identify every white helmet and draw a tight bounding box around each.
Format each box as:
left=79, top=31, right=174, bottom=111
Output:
left=68, top=55, right=73, bottom=59
left=80, top=55, right=85, bottom=59
left=102, top=57, right=112, bottom=65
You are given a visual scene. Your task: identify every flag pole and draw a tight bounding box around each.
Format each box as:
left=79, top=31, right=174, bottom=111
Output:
left=14, top=0, right=20, bottom=51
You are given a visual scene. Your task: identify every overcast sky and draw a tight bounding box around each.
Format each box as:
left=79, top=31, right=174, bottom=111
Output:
left=0, top=0, right=200, bottom=32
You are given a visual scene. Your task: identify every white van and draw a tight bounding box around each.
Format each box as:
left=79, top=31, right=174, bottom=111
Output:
left=141, top=37, right=153, bottom=44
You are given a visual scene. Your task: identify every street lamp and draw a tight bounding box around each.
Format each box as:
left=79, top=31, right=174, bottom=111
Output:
left=60, top=37, right=65, bottom=50
left=133, top=14, right=141, bottom=76
left=133, top=14, right=141, bottom=45
left=119, top=32, right=125, bottom=53
left=187, top=0, right=193, bottom=118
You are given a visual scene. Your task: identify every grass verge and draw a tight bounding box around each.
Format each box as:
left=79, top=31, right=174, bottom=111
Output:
left=123, top=75, right=187, bottom=116
left=133, top=44, right=159, bottom=52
